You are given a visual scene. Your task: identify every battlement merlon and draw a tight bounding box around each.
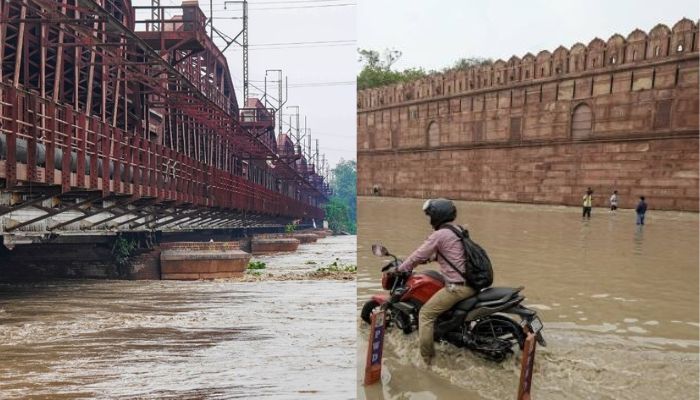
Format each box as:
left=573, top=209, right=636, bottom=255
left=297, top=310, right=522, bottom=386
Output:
left=358, top=18, right=699, bottom=110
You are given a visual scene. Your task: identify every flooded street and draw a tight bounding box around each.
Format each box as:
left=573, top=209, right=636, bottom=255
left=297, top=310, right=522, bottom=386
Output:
left=0, top=236, right=356, bottom=399
left=357, top=197, right=698, bottom=400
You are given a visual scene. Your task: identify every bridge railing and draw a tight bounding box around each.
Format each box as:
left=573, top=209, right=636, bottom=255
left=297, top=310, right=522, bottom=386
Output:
left=0, top=82, right=322, bottom=220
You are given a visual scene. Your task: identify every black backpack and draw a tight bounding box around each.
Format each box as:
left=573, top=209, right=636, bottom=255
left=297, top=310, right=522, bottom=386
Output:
left=438, top=224, right=494, bottom=290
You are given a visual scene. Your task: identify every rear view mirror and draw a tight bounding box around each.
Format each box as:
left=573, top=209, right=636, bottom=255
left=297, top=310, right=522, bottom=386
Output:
left=371, top=244, right=389, bottom=257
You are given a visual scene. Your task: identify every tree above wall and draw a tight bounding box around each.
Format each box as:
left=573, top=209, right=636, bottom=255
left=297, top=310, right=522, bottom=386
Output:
left=357, top=48, right=492, bottom=90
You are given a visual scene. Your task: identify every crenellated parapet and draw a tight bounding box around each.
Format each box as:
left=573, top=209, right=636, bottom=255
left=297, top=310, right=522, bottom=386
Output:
left=358, top=18, right=698, bottom=110
left=357, top=18, right=699, bottom=211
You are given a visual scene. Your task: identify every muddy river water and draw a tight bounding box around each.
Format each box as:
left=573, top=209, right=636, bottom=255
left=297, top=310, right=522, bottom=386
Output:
left=357, top=197, right=698, bottom=400
left=0, top=235, right=356, bottom=399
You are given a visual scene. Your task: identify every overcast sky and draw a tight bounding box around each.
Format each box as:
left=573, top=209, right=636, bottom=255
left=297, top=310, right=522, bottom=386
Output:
left=133, top=0, right=357, bottom=170
left=358, top=0, right=698, bottom=72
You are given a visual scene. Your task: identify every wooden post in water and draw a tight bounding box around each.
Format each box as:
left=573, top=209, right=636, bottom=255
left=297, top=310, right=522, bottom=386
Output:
left=516, top=331, right=537, bottom=400
left=363, top=309, right=387, bottom=385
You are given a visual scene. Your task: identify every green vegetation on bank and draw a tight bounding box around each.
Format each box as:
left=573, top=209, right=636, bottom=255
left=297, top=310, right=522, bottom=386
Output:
left=247, top=260, right=267, bottom=270
left=325, top=159, right=356, bottom=234
left=357, top=48, right=492, bottom=90
left=112, top=236, right=137, bottom=267
left=316, top=260, right=357, bottom=274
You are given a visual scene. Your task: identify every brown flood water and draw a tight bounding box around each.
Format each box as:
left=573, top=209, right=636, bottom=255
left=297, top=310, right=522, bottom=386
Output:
left=0, top=236, right=356, bottom=399
left=357, top=197, right=699, bottom=400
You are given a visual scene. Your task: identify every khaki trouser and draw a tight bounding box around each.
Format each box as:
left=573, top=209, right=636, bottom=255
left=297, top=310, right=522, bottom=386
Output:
left=419, top=284, right=476, bottom=358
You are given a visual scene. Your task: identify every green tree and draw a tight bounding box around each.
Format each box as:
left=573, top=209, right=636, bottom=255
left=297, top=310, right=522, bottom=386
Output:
left=324, top=197, right=354, bottom=234
left=357, top=49, right=491, bottom=89
left=357, top=48, right=427, bottom=90
left=324, top=159, right=356, bottom=234
left=443, top=57, right=493, bottom=72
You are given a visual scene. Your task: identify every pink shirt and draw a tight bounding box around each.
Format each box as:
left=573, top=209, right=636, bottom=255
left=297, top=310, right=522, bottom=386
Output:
left=398, top=224, right=468, bottom=284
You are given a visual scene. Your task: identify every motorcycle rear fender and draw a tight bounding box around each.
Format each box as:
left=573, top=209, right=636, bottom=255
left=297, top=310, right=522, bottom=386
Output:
left=371, top=293, right=390, bottom=305
left=507, top=304, right=538, bottom=319
left=466, top=295, right=525, bottom=321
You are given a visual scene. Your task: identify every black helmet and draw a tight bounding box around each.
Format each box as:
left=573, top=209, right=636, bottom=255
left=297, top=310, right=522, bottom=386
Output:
left=422, top=198, right=457, bottom=230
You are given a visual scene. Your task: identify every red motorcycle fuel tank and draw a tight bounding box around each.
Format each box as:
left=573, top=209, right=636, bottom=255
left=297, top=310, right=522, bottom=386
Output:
left=403, top=272, right=445, bottom=304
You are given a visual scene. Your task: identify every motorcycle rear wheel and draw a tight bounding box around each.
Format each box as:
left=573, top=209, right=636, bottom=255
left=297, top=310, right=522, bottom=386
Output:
left=471, top=315, right=526, bottom=361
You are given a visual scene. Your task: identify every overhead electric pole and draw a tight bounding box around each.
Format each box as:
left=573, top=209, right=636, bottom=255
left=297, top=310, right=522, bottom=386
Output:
left=265, top=69, right=286, bottom=136
left=286, top=105, right=301, bottom=146
left=315, top=139, right=320, bottom=171
left=152, top=0, right=160, bottom=31
left=222, top=1, right=249, bottom=100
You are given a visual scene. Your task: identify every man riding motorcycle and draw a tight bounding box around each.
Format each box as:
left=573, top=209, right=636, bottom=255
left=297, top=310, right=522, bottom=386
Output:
left=396, top=198, right=476, bottom=365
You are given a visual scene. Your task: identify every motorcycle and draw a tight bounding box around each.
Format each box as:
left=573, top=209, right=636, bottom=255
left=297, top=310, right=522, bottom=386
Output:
left=361, top=244, right=546, bottom=362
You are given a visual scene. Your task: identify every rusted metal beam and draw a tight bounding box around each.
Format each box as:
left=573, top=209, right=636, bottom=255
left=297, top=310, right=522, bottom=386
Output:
left=47, top=195, right=135, bottom=231
left=0, top=188, right=62, bottom=217
left=84, top=199, right=157, bottom=228
left=6, top=192, right=102, bottom=232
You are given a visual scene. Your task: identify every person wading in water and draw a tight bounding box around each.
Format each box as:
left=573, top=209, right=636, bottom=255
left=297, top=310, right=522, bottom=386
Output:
left=582, top=188, right=593, bottom=219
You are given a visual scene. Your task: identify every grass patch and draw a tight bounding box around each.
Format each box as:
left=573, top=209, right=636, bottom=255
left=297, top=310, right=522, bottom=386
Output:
left=247, top=260, right=267, bottom=270
left=315, top=260, right=357, bottom=273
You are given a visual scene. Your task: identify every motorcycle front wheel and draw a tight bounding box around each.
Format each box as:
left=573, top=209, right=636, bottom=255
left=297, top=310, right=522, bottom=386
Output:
left=361, top=300, right=380, bottom=324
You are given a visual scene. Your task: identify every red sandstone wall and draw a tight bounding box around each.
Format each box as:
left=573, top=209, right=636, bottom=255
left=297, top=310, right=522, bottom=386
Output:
left=357, top=19, right=699, bottom=211
left=359, top=137, right=698, bottom=210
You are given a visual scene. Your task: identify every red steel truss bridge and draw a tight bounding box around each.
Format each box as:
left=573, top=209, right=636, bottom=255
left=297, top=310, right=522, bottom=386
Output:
left=0, top=0, right=331, bottom=248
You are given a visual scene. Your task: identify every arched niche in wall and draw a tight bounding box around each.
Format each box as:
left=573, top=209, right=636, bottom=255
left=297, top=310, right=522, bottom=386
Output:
left=647, top=23, right=671, bottom=59
left=552, top=46, right=569, bottom=75
left=507, top=55, right=521, bottom=82
left=427, top=120, right=440, bottom=148
left=587, top=37, right=606, bottom=69
left=569, top=43, right=587, bottom=73
left=625, top=29, right=648, bottom=63
left=493, top=59, right=507, bottom=85
left=671, top=18, right=696, bottom=54
left=521, top=53, right=535, bottom=80
left=606, top=34, right=625, bottom=66
left=571, top=103, right=593, bottom=139
left=535, top=50, right=551, bottom=79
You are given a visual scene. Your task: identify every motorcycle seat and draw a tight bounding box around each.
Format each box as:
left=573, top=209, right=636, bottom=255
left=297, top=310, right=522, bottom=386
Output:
left=453, top=297, right=478, bottom=311
left=476, top=287, right=520, bottom=302
left=452, top=287, right=521, bottom=312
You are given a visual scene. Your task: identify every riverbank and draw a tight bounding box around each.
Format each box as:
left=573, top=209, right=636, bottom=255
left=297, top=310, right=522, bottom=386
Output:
left=228, top=268, right=356, bottom=282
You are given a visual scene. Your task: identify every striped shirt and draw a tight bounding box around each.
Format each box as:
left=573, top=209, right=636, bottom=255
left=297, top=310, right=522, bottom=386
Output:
left=398, top=223, right=468, bottom=284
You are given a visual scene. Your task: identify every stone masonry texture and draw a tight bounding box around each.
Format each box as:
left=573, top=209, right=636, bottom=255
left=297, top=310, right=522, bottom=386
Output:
left=357, top=19, right=699, bottom=211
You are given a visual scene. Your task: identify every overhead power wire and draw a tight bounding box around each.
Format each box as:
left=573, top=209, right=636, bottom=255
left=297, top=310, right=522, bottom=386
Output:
left=248, top=39, right=355, bottom=47
left=203, top=3, right=356, bottom=11
left=241, top=0, right=350, bottom=3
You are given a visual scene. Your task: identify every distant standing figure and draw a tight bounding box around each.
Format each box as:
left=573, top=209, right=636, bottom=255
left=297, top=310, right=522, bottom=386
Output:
left=582, top=188, right=593, bottom=219
left=609, top=190, right=619, bottom=212
left=372, top=185, right=381, bottom=196
left=636, top=196, right=648, bottom=225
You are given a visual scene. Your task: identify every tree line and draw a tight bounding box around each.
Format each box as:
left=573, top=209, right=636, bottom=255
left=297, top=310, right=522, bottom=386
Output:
left=324, top=159, right=356, bottom=234
left=357, top=48, right=492, bottom=90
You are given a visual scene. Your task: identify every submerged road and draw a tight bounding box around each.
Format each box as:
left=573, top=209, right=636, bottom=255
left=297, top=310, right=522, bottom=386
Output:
left=357, top=197, right=698, bottom=400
